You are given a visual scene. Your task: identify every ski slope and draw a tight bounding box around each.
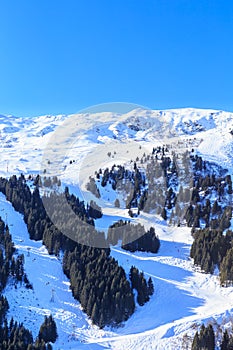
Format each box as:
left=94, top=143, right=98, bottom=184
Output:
left=0, top=107, right=233, bottom=349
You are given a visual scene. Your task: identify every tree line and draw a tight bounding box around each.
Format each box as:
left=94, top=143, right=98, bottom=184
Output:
left=107, top=221, right=160, bottom=253
left=0, top=217, right=31, bottom=291
left=0, top=312, right=57, bottom=349
left=0, top=216, right=57, bottom=349
left=0, top=175, right=138, bottom=328
left=192, top=323, right=233, bottom=350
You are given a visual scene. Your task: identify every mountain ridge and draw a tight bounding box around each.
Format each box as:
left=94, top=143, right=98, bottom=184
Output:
left=0, top=107, right=233, bottom=349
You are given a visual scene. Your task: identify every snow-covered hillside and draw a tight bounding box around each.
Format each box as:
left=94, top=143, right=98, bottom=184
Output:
left=0, top=107, right=233, bottom=349
left=0, top=108, right=233, bottom=178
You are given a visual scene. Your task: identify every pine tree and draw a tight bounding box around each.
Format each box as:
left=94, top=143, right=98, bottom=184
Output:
left=191, top=331, right=199, bottom=350
left=206, top=324, right=215, bottom=350
left=221, top=330, right=229, bottom=350
left=91, top=303, right=99, bottom=326
left=148, top=277, right=154, bottom=296
left=114, top=198, right=120, bottom=208
left=220, top=248, right=233, bottom=286
left=39, top=315, right=58, bottom=343
left=192, top=324, right=215, bottom=350
left=161, top=207, right=167, bottom=220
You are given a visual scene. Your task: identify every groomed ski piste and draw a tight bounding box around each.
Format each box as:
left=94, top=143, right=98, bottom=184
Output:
left=0, top=107, right=233, bottom=349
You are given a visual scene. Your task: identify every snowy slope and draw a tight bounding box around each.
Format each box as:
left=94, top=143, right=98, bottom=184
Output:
left=0, top=193, right=108, bottom=350
left=0, top=108, right=233, bottom=178
left=0, top=108, right=233, bottom=349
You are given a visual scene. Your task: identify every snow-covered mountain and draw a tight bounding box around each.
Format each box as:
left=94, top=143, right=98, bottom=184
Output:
left=0, top=107, right=233, bottom=349
left=0, top=108, right=233, bottom=177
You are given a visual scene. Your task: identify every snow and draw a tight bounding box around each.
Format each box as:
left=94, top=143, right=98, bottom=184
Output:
left=0, top=193, right=108, bottom=349
left=0, top=107, right=233, bottom=349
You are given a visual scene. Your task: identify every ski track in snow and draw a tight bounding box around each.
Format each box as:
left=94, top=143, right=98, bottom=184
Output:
left=0, top=108, right=233, bottom=349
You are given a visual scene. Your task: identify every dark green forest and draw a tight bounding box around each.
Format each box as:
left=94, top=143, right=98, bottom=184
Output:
left=88, top=147, right=233, bottom=284
left=0, top=175, right=154, bottom=328
left=107, top=220, right=160, bottom=253
left=0, top=216, right=57, bottom=349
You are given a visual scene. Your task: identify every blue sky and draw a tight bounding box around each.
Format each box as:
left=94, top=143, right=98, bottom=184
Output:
left=1, top=0, right=233, bottom=116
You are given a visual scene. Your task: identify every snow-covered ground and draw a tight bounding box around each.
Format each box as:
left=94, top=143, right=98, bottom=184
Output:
left=0, top=107, right=233, bottom=349
left=0, top=193, right=108, bottom=349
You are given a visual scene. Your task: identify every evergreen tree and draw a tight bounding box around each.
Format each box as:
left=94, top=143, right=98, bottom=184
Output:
left=39, top=315, right=58, bottom=344
left=192, top=324, right=215, bottom=350
left=148, top=277, right=154, bottom=296
left=221, top=330, right=230, bottom=350
left=161, top=207, right=167, bottom=220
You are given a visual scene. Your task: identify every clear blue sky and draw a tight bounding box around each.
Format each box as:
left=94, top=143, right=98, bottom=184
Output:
left=1, top=0, right=233, bottom=116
